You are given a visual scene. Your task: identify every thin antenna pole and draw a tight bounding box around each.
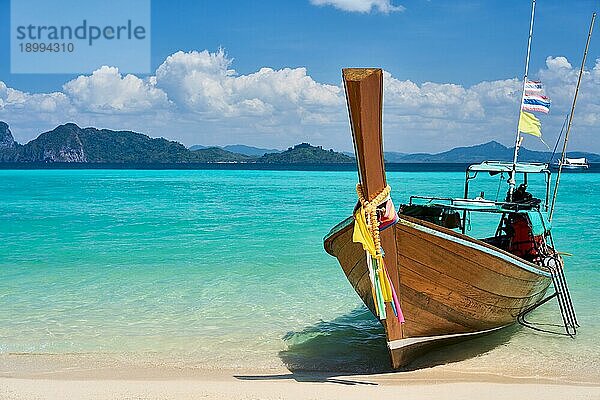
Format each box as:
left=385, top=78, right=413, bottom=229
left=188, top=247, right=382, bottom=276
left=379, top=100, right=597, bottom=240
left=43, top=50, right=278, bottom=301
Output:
left=508, top=0, right=536, bottom=201
left=549, top=114, right=569, bottom=164
left=549, top=12, right=596, bottom=221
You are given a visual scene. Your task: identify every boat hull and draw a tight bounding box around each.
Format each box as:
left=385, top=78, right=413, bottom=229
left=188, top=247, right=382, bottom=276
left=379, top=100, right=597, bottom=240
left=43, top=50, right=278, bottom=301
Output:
left=324, top=215, right=552, bottom=368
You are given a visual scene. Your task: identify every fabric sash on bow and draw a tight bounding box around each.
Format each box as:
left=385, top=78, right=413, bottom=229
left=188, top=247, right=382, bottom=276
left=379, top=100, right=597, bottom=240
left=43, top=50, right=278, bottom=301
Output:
left=352, top=185, right=404, bottom=323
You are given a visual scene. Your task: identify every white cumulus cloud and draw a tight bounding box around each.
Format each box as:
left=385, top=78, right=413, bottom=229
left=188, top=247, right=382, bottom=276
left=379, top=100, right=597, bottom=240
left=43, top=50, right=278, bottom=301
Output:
left=0, top=81, right=7, bottom=109
left=310, top=0, right=404, bottom=13
left=538, top=56, right=600, bottom=129
left=384, top=72, right=485, bottom=120
left=63, top=66, right=170, bottom=113
left=0, top=83, right=70, bottom=113
left=1, top=50, right=599, bottom=152
left=155, top=49, right=343, bottom=121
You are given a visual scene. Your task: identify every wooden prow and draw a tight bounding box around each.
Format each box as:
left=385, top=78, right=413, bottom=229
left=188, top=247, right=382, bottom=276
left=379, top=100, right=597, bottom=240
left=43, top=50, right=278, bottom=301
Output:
left=343, top=69, right=386, bottom=200
left=342, top=68, right=404, bottom=367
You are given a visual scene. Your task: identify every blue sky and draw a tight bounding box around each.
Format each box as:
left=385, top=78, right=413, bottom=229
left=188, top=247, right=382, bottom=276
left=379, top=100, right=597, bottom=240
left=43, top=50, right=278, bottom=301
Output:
left=1, top=0, right=599, bottom=152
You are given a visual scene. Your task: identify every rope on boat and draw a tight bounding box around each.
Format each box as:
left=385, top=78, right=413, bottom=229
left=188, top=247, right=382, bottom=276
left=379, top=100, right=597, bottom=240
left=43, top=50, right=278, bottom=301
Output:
left=356, top=184, right=391, bottom=258
left=353, top=184, right=404, bottom=323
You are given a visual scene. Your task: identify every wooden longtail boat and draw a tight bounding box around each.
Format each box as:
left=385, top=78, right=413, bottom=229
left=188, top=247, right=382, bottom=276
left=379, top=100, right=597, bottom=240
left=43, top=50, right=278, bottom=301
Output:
left=323, top=68, right=573, bottom=368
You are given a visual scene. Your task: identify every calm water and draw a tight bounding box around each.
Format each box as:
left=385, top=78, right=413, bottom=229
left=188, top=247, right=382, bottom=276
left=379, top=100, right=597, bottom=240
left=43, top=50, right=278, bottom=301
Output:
left=0, top=169, right=598, bottom=380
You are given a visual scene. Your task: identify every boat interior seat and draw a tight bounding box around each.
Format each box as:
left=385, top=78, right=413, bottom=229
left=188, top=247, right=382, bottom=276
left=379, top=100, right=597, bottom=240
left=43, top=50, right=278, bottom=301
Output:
left=481, top=235, right=511, bottom=251
left=399, top=204, right=462, bottom=229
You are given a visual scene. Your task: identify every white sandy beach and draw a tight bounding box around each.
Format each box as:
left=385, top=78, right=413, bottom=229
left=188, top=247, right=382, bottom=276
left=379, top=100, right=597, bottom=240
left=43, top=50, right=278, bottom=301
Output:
left=2, top=372, right=599, bottom=400
left=1, top=354, right=599, bottom=400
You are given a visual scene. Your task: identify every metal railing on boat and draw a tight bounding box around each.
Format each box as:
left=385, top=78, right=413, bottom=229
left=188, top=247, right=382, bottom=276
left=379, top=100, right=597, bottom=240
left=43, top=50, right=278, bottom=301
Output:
left=408, top=195, right=541, bottom=213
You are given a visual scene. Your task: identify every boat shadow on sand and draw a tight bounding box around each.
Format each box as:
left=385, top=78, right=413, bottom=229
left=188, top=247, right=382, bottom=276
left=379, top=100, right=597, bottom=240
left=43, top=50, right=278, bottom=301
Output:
left=235, top=307, right=518, bottom=385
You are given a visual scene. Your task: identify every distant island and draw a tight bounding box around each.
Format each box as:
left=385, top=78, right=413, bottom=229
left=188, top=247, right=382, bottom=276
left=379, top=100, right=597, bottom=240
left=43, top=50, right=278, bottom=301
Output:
left=0, top=121, right=598, bottom=165
left=383, top=141, right=600, bottom=163
left=189, top=144, right=281, bottom=157
left=0, top=122, right=350, bottom=164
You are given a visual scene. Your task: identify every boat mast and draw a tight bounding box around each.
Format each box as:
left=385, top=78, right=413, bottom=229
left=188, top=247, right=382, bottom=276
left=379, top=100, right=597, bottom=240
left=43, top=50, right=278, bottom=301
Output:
left=549, top=12, right=596, bottom=221
left=508, top=0, right=536, bottom=201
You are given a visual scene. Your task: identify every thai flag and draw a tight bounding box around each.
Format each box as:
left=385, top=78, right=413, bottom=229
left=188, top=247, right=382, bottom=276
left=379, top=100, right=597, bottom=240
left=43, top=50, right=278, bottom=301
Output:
left=525, top=80, right=544, bottom=94
left=522, top=94, right=551, bottom=114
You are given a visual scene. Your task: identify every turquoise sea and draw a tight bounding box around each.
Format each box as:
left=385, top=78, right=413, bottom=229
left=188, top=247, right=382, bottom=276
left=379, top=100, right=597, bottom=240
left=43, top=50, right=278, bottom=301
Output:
left=1, top=169, right=598, bottom=381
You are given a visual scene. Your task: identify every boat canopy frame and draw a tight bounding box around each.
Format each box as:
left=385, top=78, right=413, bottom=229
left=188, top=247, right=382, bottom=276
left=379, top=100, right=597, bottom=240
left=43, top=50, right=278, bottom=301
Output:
left=407, top=195, right=552, bottom=237
left=406, top=161, right=552, bottom=235
left=464, top=161, right=551, bottom=212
